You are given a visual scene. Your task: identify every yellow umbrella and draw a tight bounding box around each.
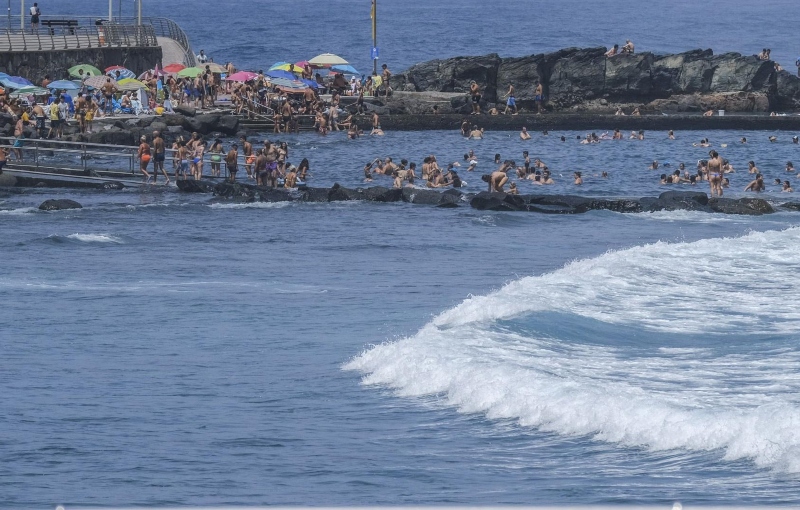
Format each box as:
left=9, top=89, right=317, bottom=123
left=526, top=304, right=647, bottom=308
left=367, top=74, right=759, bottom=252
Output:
left=117, top=78, right=147, bottom=91
left=269, top=62, right=303, bottom=74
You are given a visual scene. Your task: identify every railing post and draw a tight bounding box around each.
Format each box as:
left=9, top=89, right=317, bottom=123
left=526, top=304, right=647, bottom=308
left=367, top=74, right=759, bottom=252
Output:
left=34, top=141, right=39, bottom=170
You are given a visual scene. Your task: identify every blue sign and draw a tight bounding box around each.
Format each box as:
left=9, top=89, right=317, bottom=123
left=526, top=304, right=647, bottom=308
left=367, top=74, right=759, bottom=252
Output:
left=371, top=47, right=379, bottom=60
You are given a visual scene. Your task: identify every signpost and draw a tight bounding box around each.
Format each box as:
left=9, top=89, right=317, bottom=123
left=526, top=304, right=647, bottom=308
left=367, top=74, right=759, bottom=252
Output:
left=371, top=0, right=377, bottom=76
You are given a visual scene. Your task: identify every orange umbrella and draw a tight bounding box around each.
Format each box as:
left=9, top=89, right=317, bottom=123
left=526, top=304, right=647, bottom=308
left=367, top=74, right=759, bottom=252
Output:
left=163, top=63, right=186, bottom=73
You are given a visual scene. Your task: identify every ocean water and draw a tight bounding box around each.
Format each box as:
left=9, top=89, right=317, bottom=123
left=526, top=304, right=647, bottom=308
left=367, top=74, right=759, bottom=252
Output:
left=4, top=0, right=800, bottom=506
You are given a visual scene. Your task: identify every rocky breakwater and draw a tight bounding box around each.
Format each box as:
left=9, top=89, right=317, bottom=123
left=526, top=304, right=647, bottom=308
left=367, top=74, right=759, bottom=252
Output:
left=179, top=181, right=786, bottom=216
left=0, top=107, right=241, bottom=148
left=388, top=48, right=800, bottom=113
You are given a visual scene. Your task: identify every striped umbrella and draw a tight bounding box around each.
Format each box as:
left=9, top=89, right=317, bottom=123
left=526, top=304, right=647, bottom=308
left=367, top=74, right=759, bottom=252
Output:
left=105, top=66, right=136, bottom=80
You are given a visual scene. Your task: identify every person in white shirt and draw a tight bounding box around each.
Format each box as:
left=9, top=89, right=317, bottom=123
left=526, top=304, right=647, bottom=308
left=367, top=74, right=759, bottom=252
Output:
left=30, top=3, right=41, bottom=33
left=196, top=50, right=209, bottom=64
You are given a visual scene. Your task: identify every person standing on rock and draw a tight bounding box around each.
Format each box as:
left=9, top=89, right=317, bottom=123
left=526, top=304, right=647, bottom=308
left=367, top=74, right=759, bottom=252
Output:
left=707, top=150, right=724, bottom=197
left=226, top=144, right=239, bottom=182
left=503, top=83, right=517, bottom=115
left=101, top=78, right=118, bottom=117
left=240, top=136, right=254, bottom=179
left=152, top=131, right=170, bottom=185
left=31, top=101, right=46, bottom=138
left=534, top=81, right=544, bottom=114
left=470, top=81, right=482, bottom=115
left=381, top=64, right=392, bottom=97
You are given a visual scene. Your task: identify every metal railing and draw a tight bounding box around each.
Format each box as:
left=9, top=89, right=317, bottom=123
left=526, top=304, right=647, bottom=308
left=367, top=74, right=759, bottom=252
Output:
left=3, top=15, right=194, bottom=65
left=0, top=24, right=157, bottom=51
left=0, top=136, right=238, bottom=181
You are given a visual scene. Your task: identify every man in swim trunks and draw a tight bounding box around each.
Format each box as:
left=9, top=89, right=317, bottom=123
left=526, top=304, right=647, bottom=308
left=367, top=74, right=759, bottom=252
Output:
left=503, top=83, right=517, bottom=115
left=101, top=78, right=118, bottom=117
left=152, top=130, right=169, bottom=185
left=240, top=136, right=254, bottom=179
left=470, top=81, right=481, bottom=115
left=31, top=101, right=46, bottom=138
left=534, top=81, right=544, bottom=114
left=381, top=64, right=392, bottom=97
left=707, top=150, right=724, bottom=197
left=226, top=144, right=239, bottom=182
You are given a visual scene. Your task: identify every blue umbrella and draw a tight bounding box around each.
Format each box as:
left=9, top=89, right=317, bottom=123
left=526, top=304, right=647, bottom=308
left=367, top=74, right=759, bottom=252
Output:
left=0, top=76, right=34, bottom=88
left=300, top=78, right=318, bottom=89
left=47, top=79, right=80, bottom=90
left=331, top=64, right=360, bottom=75
left=269, top=77, right=308, bottom=90
left=266, top=70, right=297, bottom=81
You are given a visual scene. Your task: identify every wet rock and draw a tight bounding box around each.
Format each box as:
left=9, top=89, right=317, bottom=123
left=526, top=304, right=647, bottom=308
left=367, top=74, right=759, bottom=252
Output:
left=358, top=186, right=403, bottom=202
left=470, top=191, right=525, bottom=211
left=173, top=105, right=196, bottom=117
left=328, top=183, right=359, bottom=202
left=258, top=188, right=293, bottom=202
left=709, top=197, right=774, bottom=215
left=39, top=199, right=82, bottom=211
left=780, top=202, right=800, bottom=211
left=300, top=187, right=331, bottom=203
left=214, top=181, right=257, bottom=201
left=640, top=190, right=711, bottom=212
left=176, top=179, right=216, bottom=193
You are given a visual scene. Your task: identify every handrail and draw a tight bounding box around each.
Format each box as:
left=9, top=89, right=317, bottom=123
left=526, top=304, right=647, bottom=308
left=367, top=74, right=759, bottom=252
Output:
left=0, top=24, right=158, bottom=51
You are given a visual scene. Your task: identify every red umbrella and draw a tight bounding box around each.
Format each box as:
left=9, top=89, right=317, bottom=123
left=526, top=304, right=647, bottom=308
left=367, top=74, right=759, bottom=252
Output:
left=163, top=63, right=186, bottom=73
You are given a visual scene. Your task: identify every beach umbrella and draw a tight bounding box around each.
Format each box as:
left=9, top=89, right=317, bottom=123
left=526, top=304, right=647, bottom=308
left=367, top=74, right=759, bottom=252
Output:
left=46, top=79, right=80, bottom=90
left=0, top=76, right=34, bottom=88
left=10, top=86, right=49, bottom=97
left=268, top=61, right=291, bottom=70
left=85, top=75, right=116, bottom=89
left=300, top=78, right=318, bottom=89
left=117, top=78, right=147, bottom=91
left=269, top=77, right=308, bottom=91
left=295, top=60, right=310, bottom=68
left=68, top=64, right=102, bottom=78
left=202, top=62, right=226, bottom=73
left=163, top=63, right=186, bottom=73
left=308, top=53, right=349, bottom=67
left=105, top=66, right=136, bottom=80
left=177, top=67, right=204, bottom=78
left=266, top=70, right=299, bottom=80
left=331, top=64, right=360, bottom=76
left=0, top=72, right=10, bottom=80
left=225, top=71, right=257, bottom=82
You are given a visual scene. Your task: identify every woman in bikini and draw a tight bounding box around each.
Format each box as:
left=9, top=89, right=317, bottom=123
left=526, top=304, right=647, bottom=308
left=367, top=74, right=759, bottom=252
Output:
left=138, top=136, right=153, bottom=182
left=707, top=150, right=724, bottom=197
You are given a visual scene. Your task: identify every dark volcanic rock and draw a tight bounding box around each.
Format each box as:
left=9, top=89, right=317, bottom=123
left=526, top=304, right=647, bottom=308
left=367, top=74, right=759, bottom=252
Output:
left=395, top=47, right=785, bottom=112
left=214, top=181, right=257, bottom=202
left=709, top=197, right=774, bottom=215
left=640, top=190, right=711, bottom=212
left=328, top=183, right=359, bottom=202
left=174, top=105, right=196, bottom=117
left=359, top=186, right=403, bottom=202
left=258, top=188, right=294, bottom=202
left=176, top=179, right=216, bottom=193
left=470, top=191, right=525, bottom=211
left=39, top=199, right=82, bottom=211
left=780, top=202, right=800, bottom=211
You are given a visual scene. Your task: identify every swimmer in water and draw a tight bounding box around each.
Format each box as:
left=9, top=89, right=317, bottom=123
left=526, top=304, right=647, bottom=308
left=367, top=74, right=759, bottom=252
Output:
left=668, top=130, right=675, bottom=140
left=520, top=127, right=531, bottom=140
left=787, top=161, right=795, bottom=172
left=574, top=171, right=583, bottom=185
left=648, top=160, right=659, bottom=170
left=744, top=173, right=765, bottom=192
left=783, top=180, right=793, bottom=192
left=748, top=161, right=759, bottom=174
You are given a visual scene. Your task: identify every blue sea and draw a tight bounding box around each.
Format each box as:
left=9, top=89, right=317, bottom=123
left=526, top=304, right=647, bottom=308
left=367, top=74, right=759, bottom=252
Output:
left=4, top=0, right=800, bottom=506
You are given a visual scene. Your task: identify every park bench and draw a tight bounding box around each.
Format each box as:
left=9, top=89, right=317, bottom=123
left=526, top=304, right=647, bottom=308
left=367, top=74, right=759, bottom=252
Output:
left=41, top=19, right=78, bottom=35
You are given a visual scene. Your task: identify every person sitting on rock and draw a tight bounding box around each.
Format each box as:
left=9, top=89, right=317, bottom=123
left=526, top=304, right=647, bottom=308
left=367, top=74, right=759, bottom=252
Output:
left=703, top=109, right=714, bottom=116
left=508, top=182, right=519, bottom=195
left=488, top=107, right=499, bottom=115
left=615, top=107, right=625, bottom=116
left=745, top=173, right=765, bottom=192
left=631, top=107, right=641, bottom=116
left=605, top=44, right=619, bottom=57
left=520, top=127, right=531, bottom=140
left=621, top=39, right=635, bottom=54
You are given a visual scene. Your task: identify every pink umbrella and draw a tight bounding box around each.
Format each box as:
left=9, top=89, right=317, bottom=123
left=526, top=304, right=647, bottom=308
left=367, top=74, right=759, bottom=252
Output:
left=225, top=71, right=257, bottom=82
left=295, top=60, right=310, bottom=68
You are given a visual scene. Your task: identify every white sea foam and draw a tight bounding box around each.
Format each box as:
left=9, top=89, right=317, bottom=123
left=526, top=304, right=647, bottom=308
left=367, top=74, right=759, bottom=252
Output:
left=0, top=207, right=38, bottom=215
left=64, top=233, right=124, bottom=244
left=208, top=202, right=292, bottom=210
left=345, top=228, right=800, bottom=473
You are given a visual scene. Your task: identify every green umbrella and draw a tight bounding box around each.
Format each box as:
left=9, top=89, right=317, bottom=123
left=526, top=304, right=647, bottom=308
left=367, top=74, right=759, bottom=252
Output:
left=68, top=64, right=103, bottom=78
left=10, top=86, right=49, bottom=97
left=177, top=67, right=204, bottom=78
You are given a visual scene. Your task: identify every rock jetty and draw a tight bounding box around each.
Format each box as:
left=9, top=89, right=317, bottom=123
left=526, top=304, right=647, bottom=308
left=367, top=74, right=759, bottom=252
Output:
left=178, top=181, right=785, bottom=216
left=388, top=48, right=800, bottom=113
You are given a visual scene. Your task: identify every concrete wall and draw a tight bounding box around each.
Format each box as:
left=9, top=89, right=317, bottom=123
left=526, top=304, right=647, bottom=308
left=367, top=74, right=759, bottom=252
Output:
left=0, top=46, right=162, bottom=84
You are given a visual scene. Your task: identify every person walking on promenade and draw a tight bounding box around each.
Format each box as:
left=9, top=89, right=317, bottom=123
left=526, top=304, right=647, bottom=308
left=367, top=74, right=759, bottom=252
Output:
left=30, top=3, right=41, bottom=33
